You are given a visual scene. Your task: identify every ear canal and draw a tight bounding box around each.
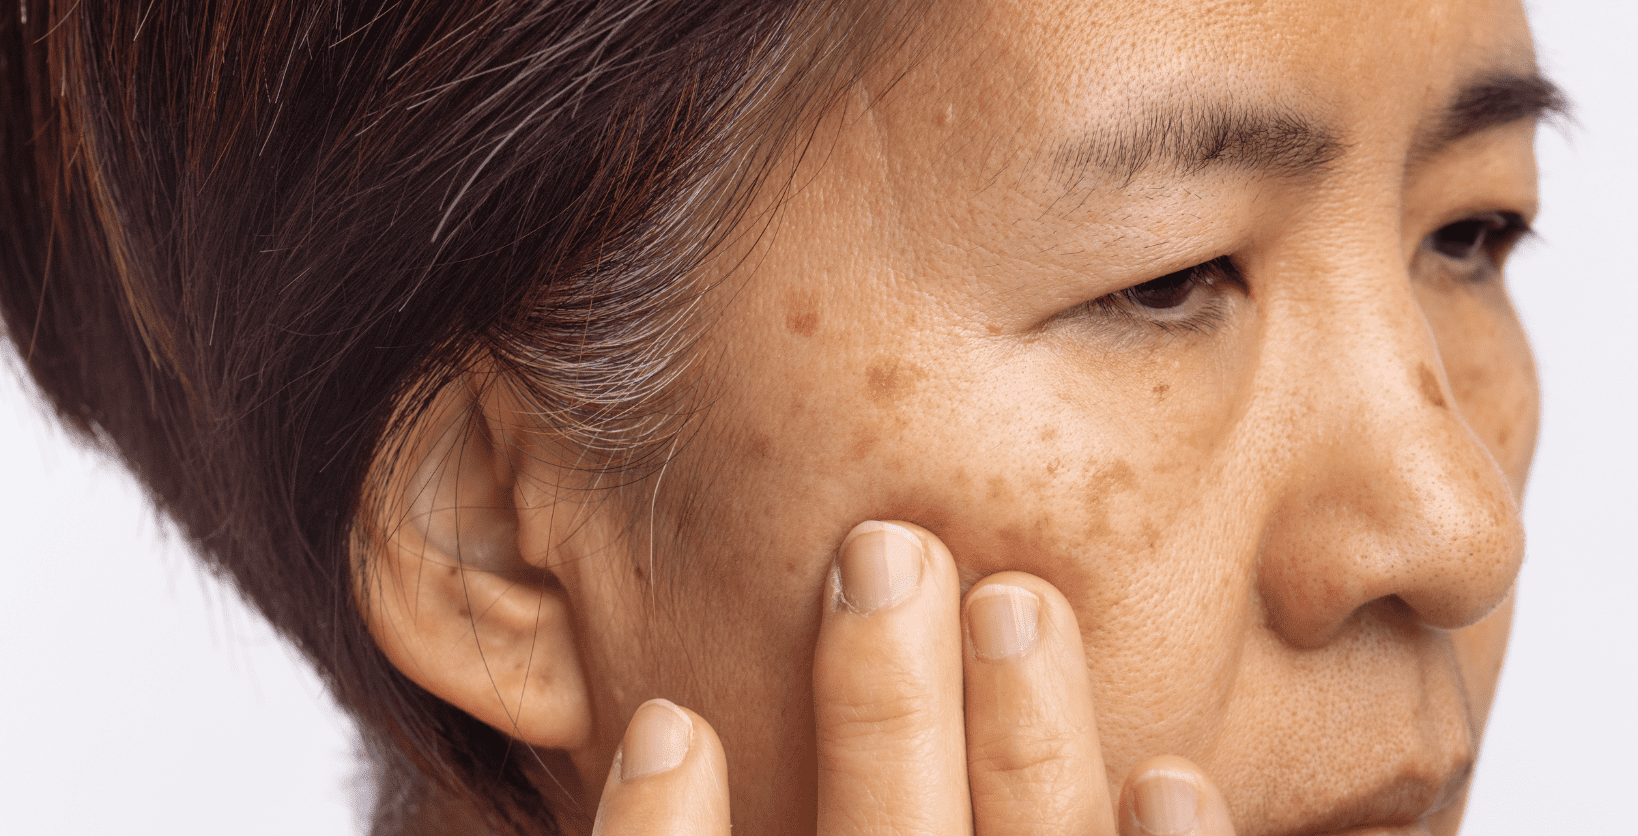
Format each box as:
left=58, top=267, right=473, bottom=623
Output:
left=404, top=415, right=521, bottom=575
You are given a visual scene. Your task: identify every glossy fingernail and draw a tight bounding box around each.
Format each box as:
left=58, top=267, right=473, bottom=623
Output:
left=836, top=521, right=923, bottom=613
left=1134, top=770, right=1199, bottom=835
left=620, top=699, right=692, bottom=781
left=966, top=584, right=1040, bottom=660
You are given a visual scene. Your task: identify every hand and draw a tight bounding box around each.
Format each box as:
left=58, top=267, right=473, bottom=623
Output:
left=589, top=520, right=1238, bottom=836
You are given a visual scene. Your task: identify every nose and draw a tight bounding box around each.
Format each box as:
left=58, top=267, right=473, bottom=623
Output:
left=1253, top=260, right=1526, bottom=648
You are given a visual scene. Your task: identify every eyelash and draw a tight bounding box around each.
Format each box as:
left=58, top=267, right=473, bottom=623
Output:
left=1071, top=211, right=1533, bottom=335
left=1423, top=211, right=1534, bottom=279
left=1077, top=255, right=1242, bottom=334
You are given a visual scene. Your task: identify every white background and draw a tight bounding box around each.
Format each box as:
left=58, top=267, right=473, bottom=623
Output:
left=1, top=2, right=1632, bottom=832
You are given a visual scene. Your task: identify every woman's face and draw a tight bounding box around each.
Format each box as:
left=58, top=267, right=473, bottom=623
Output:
left=554, top=0, right=1546, bottom=832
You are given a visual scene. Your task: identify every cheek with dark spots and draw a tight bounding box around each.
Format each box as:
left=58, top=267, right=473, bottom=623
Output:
left=847, top=428, right=880, bottom=461
left=865, top=359, right=926, bottom=405
left=1086, top=459, right=1137, bottom=493
left=986, top=475, right=1013, bottom=502
left=1418, top=362, right=1448, bottom=409
left=785, top=308, right=820, bottom=337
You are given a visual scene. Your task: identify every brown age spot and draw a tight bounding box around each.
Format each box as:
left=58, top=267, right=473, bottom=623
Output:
left=866, top=359, right=925, bottom=405
left=1418, top=363, right=1448, bottom=409
left=746, top=432, right=772, bottom=461
left=1087, top=459, right=1136, bottom=493
left=848, top=427, right=880, bottom=461
left=1152, top=383, right=1170, bottom=398
left=785, top=308, right=820, bottom=337
left=986, top=475, right=1013, bottom=502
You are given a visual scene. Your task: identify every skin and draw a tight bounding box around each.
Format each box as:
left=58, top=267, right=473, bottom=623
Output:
left=361, top=0, right=1547, bottom=833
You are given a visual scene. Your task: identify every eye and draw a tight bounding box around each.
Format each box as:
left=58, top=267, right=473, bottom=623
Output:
left=1073, top=256, right=1242, bottom=334
left=1426, top=212, right=1533, bottom=267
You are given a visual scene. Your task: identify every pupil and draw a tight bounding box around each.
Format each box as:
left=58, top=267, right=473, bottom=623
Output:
left=1432, top=219, right=1488, bottom=259
left=1130, top=270, right=1195, bottom=309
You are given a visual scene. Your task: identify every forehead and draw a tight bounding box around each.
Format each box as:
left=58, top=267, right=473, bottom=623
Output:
left=895, top=0, right=1538, bottom=171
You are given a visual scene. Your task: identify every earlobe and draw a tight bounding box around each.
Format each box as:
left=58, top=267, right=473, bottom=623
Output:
left=357, top=380, right=594, bottom=751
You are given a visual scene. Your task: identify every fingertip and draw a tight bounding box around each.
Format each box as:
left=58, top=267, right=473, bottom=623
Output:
left=620, top=699, right=693, bottom=781
left=1119, top=755, right=1236, bottom=836
left=594, top=701, right=730, bottom=836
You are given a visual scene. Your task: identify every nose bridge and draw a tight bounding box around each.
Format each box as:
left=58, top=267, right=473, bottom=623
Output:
left=1253, top=247, right=1524, bottom=647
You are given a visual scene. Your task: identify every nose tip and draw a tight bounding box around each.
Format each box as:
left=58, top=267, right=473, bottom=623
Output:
left=1257, top=384, right=1526, bottom=648
left=1379, top=432, right=1525, bottom=630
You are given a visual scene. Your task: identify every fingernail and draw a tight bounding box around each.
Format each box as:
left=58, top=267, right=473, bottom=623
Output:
left=966, top=584, right=1040, bottom=660
left=620, top=699, right=692, bottom=781
left=1134, top=771, right=1199, bottom=835
left=836, top=521, right=923, bottom=613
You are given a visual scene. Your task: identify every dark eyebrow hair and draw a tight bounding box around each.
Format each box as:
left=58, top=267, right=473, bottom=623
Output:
left=1049, top=103, right=1345, bottom=189
left=1047, top=70, right=1569, bottom=194
left=1415, top=71, right=1571, bottom=158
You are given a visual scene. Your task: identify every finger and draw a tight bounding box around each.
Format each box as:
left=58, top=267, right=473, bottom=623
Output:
left=814, top=520, right=970, bottom=836
left=1116, top=755, right=1237, bottom=836
left=591, top=699, right=731, bottom=836
left=963, top=572, right=1115, bottom=835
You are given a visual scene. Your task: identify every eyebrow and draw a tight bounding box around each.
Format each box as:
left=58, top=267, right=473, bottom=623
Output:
left=1414, top=71, right=1570, bottom=159
left=1048, top=70, right=1569, bottom=191
left=1049, top=102, right=1345, bottom=188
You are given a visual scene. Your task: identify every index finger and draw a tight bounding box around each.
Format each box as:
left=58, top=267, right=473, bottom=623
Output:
left=813, top=520, right=970, bottom=836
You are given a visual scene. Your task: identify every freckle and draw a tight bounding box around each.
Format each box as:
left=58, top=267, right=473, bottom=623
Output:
left=986, top=475, right=1012, bottom=501
left=457, top=606, right=471, bottom=620
left=1039, top=425, right=1060, bottom=442
left=789, top=397, right=805, bottom=415
left=997, top=525, right=1022, bottom=548
left=747, top=432, right=772, bottom=461
left=985, top=322, right=1003, bottom=335
left=1087, top=460, right=1136, bottom=493
left=1046, top=458, right=1062, bottom=475
left=848, top=428, right=879, bottom=461
left=1418, top=363, right=1448, bottom=409
left=784, top=560, right=798, bottom=575
left=866, top=359, right=924, bottom=404
left=785, top=308, right=819, bottom=337
left=953, top=467, right=971, bottom=486
left=1497, top=425, right=1511, bottom=446
left=1152, top=383, right=1170, bottom=397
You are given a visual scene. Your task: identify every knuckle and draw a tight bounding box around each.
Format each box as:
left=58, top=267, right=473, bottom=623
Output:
left=818, top=688, right=935, bottom=744
left=967, top=729, right=1080, bottom=779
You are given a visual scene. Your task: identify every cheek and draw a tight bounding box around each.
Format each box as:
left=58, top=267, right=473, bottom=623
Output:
left=659, top=308, right=1262, bottom=776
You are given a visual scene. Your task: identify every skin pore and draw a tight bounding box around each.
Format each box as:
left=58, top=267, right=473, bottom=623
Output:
left=362, top=0, right=1551, bottom=833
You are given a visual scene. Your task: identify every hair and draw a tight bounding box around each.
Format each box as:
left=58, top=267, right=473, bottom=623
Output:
left=0, top=1, right=925, bottom=832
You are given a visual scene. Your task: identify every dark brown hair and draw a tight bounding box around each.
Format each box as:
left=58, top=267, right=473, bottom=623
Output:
left=0, top=1, right=920, bottom=832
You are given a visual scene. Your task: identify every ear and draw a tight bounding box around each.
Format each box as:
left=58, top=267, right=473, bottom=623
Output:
left=356, top=377, right=593, bottom=750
